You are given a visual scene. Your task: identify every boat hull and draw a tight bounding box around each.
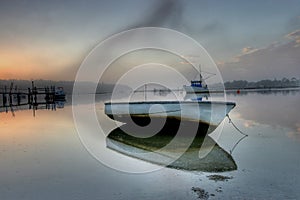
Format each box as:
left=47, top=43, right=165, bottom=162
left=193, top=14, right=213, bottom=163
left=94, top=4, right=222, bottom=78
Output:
left=104, top=101, right=235, bottom=127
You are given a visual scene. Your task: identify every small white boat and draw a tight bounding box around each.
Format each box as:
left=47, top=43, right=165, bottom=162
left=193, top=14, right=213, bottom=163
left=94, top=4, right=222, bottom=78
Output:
left=105, top=100, right=235, bottom=127
left=54, top=87, right=66, bottom=100
left=183, top=65, right=215, bottom=93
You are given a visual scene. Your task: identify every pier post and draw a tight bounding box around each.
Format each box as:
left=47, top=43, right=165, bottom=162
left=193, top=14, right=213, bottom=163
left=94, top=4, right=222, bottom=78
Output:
left=9, top=90, right=12, bottom=106
left=2, top=93, right=5, bottom=107
left=31, top=81, right=37, bottom=105
left=3, top=86, right=7, bottom=106
left=17, top=93, right=21, bottom=106
left=51, top=85, right=55, bottom=101
left=45, top=87, right=48, bottom=102
left=28, top=88, right=31, bottom=104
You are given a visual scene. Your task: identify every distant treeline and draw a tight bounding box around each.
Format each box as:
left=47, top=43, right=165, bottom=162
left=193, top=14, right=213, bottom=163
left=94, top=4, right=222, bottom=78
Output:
left=224, top=78, right=300, bottom=89
left=0, top=79, right=131, bottom=94
left=1, top=78, right=299, bottom=93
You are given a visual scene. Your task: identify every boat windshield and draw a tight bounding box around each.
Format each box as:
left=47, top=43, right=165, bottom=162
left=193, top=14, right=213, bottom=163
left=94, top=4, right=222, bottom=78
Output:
left=191, top=81, right=202, bottom=87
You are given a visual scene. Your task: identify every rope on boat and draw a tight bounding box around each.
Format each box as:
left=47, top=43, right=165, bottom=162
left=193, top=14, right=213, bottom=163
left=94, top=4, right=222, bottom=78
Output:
left=226, top=114, right=248, bottom=154
left=226, top=114, right=248, bottom=137
left=229, top=134, right=248, bottom=155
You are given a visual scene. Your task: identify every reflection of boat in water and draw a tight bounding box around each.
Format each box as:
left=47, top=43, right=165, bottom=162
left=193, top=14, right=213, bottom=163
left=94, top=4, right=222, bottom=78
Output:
left=106, top=124, right=237, bottom=172
left=105, top=100, right=235, bottom=128
left=184, top=92, right=209, bottom=101
left=55, top=101, right=65, bottom=109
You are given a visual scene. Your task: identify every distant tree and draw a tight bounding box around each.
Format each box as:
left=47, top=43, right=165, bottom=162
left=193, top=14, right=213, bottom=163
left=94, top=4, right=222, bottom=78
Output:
left=281, top=77, right=289, bottom=87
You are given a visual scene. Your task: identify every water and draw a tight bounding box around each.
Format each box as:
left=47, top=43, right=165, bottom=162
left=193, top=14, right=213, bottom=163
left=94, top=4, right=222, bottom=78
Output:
left=0, top=89, right=299, bottom=199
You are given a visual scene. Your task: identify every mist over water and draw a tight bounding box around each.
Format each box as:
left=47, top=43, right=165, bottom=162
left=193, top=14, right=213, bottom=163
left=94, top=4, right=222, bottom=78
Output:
left=0, top=89, right=299, bottom=199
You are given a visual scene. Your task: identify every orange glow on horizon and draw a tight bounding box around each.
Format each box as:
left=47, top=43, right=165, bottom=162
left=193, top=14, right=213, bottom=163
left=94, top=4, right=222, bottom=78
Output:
left=0, top=45, right=79, bottom=80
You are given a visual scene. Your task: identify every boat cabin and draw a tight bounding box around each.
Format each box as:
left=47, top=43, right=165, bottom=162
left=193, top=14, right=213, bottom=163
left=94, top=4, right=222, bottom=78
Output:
left=191, top=80, right=203, bottom=88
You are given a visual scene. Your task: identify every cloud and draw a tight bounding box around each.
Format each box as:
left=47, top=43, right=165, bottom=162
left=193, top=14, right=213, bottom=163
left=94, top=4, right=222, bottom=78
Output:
left=241, top=47, right=258, bottom=54
left=127, top=0, right=184, bottom=29
left=219, top=30, right=300, bottom=80
left=224, top=46, right=260, bottom=63
left=285, top=29, right=300, bottom=47
left=285, top=29, right=300, bottom=39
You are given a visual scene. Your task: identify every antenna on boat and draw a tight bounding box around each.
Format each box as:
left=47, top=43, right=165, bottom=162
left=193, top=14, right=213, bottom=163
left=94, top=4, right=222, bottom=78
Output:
left=197, top=64, right=216, bottom=81
left=144, top=84, right=147, bottom=101
left=199, top=64, right=203, bottom=84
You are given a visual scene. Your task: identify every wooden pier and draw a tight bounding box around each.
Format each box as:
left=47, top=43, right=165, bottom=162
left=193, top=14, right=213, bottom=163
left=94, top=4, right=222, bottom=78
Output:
left=0, top=81, right=65, bottom=115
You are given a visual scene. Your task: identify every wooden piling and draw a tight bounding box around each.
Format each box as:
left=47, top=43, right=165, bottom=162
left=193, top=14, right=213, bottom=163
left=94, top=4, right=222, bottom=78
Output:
left=2, top=93, right=5, bottom=107
left=34, top=86, right=37, bottom=104
left=3, top=86, right=7, bottom=106
left=28, top=88, right=31, bottom=104
left=8, top=92, right=12, bottom=106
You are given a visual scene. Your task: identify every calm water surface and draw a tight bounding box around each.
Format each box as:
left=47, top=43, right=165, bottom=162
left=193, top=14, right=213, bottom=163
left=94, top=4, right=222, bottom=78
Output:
left=0, top=89, right=299, bottom=199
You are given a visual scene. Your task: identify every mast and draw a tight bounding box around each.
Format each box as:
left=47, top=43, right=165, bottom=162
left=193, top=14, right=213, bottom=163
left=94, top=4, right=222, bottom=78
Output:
left=199, top=64, right=203, bottom=84
left=144, top=84, right=147, bottom=101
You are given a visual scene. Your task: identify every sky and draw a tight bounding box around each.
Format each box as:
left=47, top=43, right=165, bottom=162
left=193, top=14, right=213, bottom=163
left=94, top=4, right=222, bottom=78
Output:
left=0, top=0, right=300, bottom=81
